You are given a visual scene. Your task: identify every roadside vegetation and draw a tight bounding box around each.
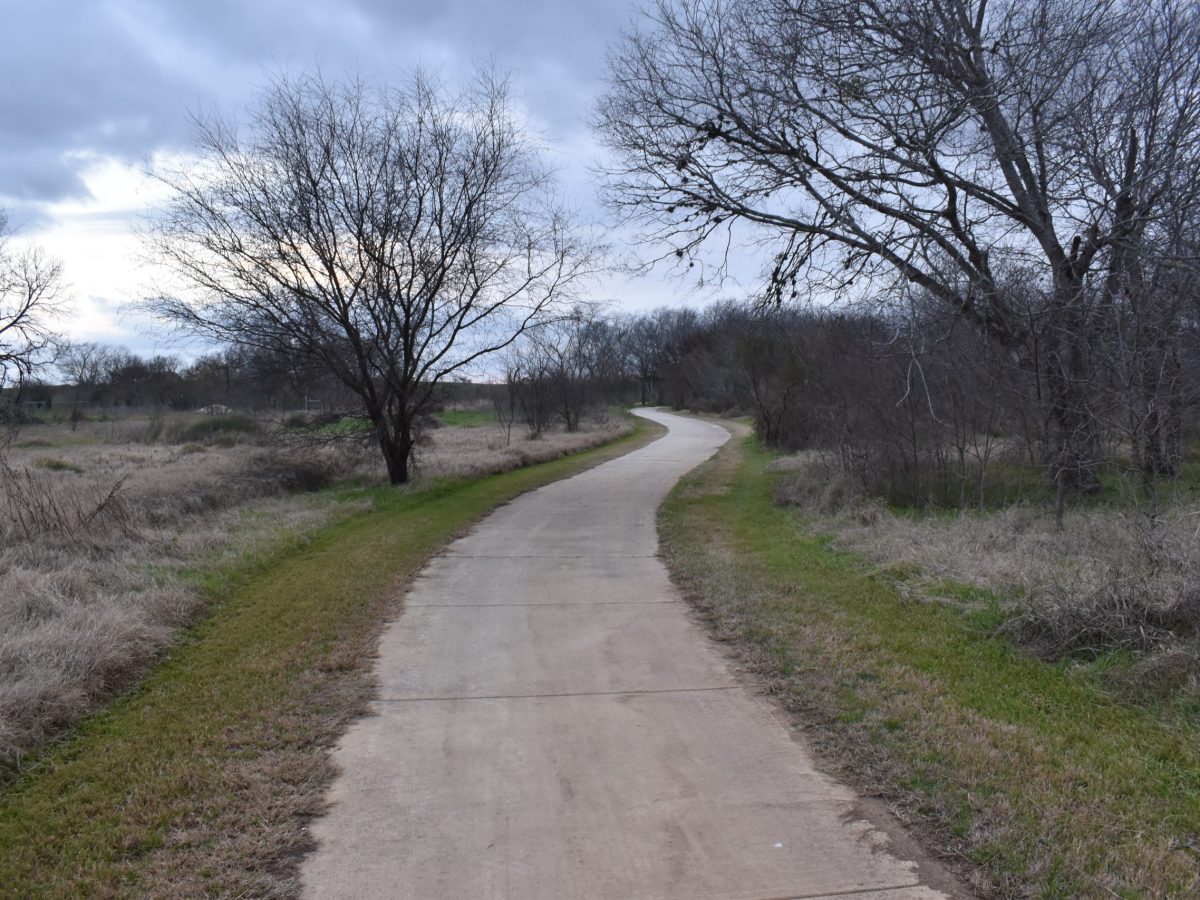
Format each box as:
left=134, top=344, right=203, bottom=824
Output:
left=0, top=407, right=631, bottom=768
left=0, top=411, right=656, bottom=896
left=662, top=432, right=1200, bottom=898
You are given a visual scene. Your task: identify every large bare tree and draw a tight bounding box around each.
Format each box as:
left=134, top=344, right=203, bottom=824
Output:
left=148, top=70, right=596, bottom=484
left=598, top=0, right=1200, bottom=491
left=1, top=211, right=64, bottom=394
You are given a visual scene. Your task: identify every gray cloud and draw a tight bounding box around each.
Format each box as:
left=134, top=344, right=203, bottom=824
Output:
left=7, top=0, right=722, bottom=351
left=1, top=0, right=634, bottom=210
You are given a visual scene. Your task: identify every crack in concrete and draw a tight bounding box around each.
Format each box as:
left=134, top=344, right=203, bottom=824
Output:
left=374, top=684, right=751, bottom=703
left=405, top=599, right=678, bottom=608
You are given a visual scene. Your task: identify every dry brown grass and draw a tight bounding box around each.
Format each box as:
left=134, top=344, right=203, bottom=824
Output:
left=0, top=435, right=361, bottom=765
left=415, top=420, right=631, bottom=480
left=772, top=450, right=1200, bottom=691
left=0, top=414, right=628, bottom=766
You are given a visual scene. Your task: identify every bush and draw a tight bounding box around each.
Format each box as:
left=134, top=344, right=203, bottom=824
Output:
left=238, top=455, right=340, bottom=493
left=1003, top=572, right=1200, bottom=661
left=34, top=458, right=84, bottom=474
left=770, top=454, right=866, bottom=515
left=1, top=457, right=129, bottom=543
left=170, top=413, right=260, bottom=445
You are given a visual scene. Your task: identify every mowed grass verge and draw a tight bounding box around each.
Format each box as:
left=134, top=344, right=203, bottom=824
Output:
left=660, top=434, right=1200, bottom=898
left=0, top=415, right=663, bottom=898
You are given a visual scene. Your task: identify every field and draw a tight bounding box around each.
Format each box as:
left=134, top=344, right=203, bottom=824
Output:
left=0, top=408, right=630, bottom=766
left=662, top=431, right=1200, bottom=897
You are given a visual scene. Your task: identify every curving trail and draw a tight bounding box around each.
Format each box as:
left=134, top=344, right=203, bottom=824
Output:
left=301, top=409, right=956, bottom=900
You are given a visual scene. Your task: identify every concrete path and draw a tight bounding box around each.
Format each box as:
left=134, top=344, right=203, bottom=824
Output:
left=301, top=409, right=957, bottom=900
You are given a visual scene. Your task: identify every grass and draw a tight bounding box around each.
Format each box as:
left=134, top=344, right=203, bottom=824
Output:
left=661, top=433, right=1200, bottom=898
left=0, top=415, right=632, bottom=770
left=32, top=457, right=84, bottom=474
left=0, top=414, right=661, bottom=897
left=312, top=416, right=372, bottom=436
left=435, top=408, right=495, bottom=428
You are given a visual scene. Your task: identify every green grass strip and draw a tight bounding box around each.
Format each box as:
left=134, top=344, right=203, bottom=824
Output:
left=434, top=408, right=496, bottom=428
left=0, top=416, right=661, bottom=897
left=661, top=435, right=1200, bottom=898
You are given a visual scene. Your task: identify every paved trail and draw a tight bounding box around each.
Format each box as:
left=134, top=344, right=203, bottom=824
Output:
left=302, top=409, right=957, bottom=899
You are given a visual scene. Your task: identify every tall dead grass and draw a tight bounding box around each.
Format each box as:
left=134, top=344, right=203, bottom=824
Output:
left=773, top=451, right=1200, bottom=695
left=0, top=416, right=630, bottom=766
left=0, top=438, right=362, bottom=765
left=415, top=420, right=631, bottom=480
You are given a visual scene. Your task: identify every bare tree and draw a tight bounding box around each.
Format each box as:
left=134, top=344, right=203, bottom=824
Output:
left=147, top=70, right=597, bottom=484
left=619, top=313, right=665, bottom=404
left=1, top=211, right=65, bottom=394
left=58, top=341, right=115, bottom=429
left=598, top=0, right=1200, bottom=492
left=493, top=362, right=520, bottom=446
left=530, top=306, right=613, bottom=432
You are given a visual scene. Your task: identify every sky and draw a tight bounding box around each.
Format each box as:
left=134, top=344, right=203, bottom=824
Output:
left=1, top=0, right=748, bottom=361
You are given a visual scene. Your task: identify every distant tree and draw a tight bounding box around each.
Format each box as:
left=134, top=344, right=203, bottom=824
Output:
left=58, top=341, right=115, bottom=428
left=531, top=307, right=612, bottom=432
left=147, top=70, right=596, bottom=484
left=1, top=210, right=65, bottom=393
left=620, top=313, right=665, bottom=404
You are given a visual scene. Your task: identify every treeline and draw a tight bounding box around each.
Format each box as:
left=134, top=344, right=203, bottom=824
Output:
left=7, top=344, right=346, bottom=416
left=508, top=294, right=1200, bottom=512
left=13, top=287, right=1199, bottom=514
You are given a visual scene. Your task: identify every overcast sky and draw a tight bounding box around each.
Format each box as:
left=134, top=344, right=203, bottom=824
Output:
left=2, top=0, right=742, bottom=359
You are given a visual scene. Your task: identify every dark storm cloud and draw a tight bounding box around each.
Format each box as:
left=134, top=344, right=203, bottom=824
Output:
left=2, top=0, right=633, bottom=210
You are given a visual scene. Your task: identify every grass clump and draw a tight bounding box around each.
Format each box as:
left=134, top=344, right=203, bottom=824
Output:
left=661, top=434, right=1200, bottom=897
left=33, top=458, right=84, bottom=474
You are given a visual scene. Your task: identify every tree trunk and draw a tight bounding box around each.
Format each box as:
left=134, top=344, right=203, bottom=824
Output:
left=375, top=415, right=414, bottom=486
left=1135, top=341, right=1182, bottom=481
left=1043, top=283, right=1101, bottom=493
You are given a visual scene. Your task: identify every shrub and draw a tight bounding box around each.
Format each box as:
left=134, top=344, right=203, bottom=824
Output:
left=770, top=454, right=866, bottom=515
left=238, top=454, right=340, bottom=494
left=1004, top=584, right=1176, bottom=660
left=170, top=413, right=260, bottom=444
left=34, top=457, right=84, bottom=474
left=1, top=457, right=129, bottom=543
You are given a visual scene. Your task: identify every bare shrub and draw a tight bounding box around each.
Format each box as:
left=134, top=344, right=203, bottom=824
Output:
left=770, top=452, right=866, bottom=516
left=236, top=452, right=342, bottom=494
left=0, top=455, right=129, bottom=543
left=1002, top=574, right=1200, bottom=660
